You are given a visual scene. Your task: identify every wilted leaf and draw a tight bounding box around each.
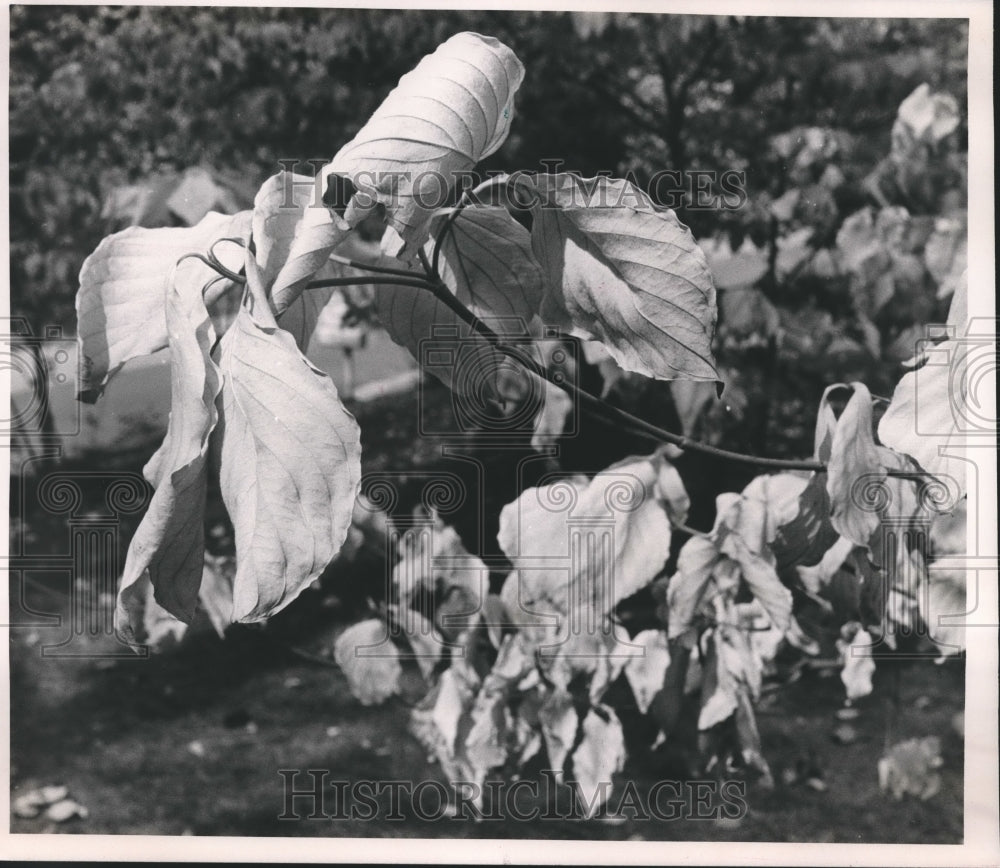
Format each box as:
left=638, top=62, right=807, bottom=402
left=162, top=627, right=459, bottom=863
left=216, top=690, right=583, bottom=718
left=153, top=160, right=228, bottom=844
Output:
left=666, top=536, right=718, bottom=639
left=878, top=285, right=970, bottom=496
left=718, top=528, right=792, bottom=634
left=140, top=573, right=188, bottom=650
left=497, top=455, right=672, bottom=642
left=922, top=567, right=966, bottom=655
left=796, top=535, right=855, bottom=595
left=837, top=621, right=876, bottom=700
left=734, top=689, right=773, bottom=786
left=393, top=517, right=488, bottom=642
left=895, top=83, right=960, bottom=144
left=532, top=376, right=573, bottom=451
left=699, top=626, right=739, bottom=731
left=878, top=736, right=943, bottom=800
left=530, top=174, right=718, bottom=383
left=76, top=210, right=250, bottom=399
left=571, top=705, right=626, bottom=818
left=653, top=453, right=690, bottom=525
left=251, top=172, right=356, bottom=318
left=772, top=472, right=840, bottom=570
left=326, top=32, right=524, bottom=254
left=623, top=630, right=671, bottom=714
left=115, top=260, right=223, bottom=640
left=333, top=619, right=402, bottom=706
left=827, top=383, right=886, bottom=547
left=215, top=256, right=361, bottom=622
left=538, top=688, right=578, bottom=773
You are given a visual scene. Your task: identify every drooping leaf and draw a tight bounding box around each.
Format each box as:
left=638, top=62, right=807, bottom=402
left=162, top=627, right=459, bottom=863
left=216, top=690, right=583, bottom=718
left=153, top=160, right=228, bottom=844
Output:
left=570, top=705, right=626, bottom=818
left=922, top=567, right=966, bottom=655
left=326, top=32, right=524, bottom=254
left=531, top=376, right=573, bottom=451
left=622, top=630, right=671, bottom=715
left=733, top=689, right=774, bottom=787
left=214, top=255, right=361, bottom=622
left=878, top=284, right=970, bottom=497
left=771, top=472, right=840, bottom=570
left=529, top=174, right=718, bottom=383
left=115, top=260, right=223, bottom=641
left=497, top=455, right=673, bottom=641
left=392, top=606, right=445, bottom=680
left=333, top=619, right=402, bottom=706
left=669, top=379, right=716, bottom=439
left=718, top=528, right=792, bottom=633
left=249, top=170, right=353, bottom=318
left=666, top=536, right=719, bottom=639
left=76, top=211, right=250, bottom=399
left=827, top=382, right=885, bottom=547
left=393, top=517, right=488, bottom=642
left=429, top=205, right=544, bottom=323
left=653, top=452, right=691, bottom=525
left=538, top=688, right=578, bottom=774
left=796, top=536, right=855, bottom=595
left=699, top=627, right=739, bottom=731
left=837, top=622, right=876, bottom=701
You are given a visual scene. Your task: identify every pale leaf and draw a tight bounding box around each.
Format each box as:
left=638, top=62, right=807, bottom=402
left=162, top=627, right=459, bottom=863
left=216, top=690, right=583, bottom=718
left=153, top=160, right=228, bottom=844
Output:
left=878, top=736, right=943, bottom=800
left=115, top=259, right=223, bottom=641
left=215, top=256, right=361, bottom=622
left=333, top=619, right=402, bottom=706
left=532, top=377, right=573, bottom=451
left=622, top=630, right=671, bottom=714
left=922, top=567, right=966, bottom=655
left=327, top=32, right=524, bottom=254
left=250, top=171, right=352, bottom=318
left=877, top=284, right=970, bottom=497
left=538, top=688, right=578, bottom=774
left=666, top=536, right=718, bottom=639
left=837, top=622, right=876, bottom=701
left=570, top=705, right=626, bottom=818
left=497, top=455, right=672, bottom=636
left=827, top=382, right=884, bottom=547
left=530, top=174, right=718, bottom=382
left=76, top=211, right=250, bottom=399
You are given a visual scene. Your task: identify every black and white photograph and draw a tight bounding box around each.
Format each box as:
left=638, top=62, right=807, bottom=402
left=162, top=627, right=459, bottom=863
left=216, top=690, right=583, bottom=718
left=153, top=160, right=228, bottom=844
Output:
left=2, top=2, right=996, bottom=863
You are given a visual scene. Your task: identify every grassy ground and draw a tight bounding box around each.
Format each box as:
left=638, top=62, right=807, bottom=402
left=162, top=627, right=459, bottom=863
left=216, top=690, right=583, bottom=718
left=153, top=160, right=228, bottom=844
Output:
left=8, top=379, right=965, bottom=841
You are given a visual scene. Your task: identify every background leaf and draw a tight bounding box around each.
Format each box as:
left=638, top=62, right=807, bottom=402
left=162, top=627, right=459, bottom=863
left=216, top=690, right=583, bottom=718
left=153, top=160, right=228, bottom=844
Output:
left=333, top=619, right=402, bottom=706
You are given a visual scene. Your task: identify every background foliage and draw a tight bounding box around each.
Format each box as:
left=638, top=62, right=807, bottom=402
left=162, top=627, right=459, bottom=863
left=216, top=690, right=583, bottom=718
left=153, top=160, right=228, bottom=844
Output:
left=9, top=7, right=966, bottom=332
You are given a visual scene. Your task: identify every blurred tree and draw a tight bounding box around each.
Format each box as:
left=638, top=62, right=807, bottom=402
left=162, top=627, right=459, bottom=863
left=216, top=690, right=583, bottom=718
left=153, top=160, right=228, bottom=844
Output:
left=7, top=8, right=966, bottom=334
